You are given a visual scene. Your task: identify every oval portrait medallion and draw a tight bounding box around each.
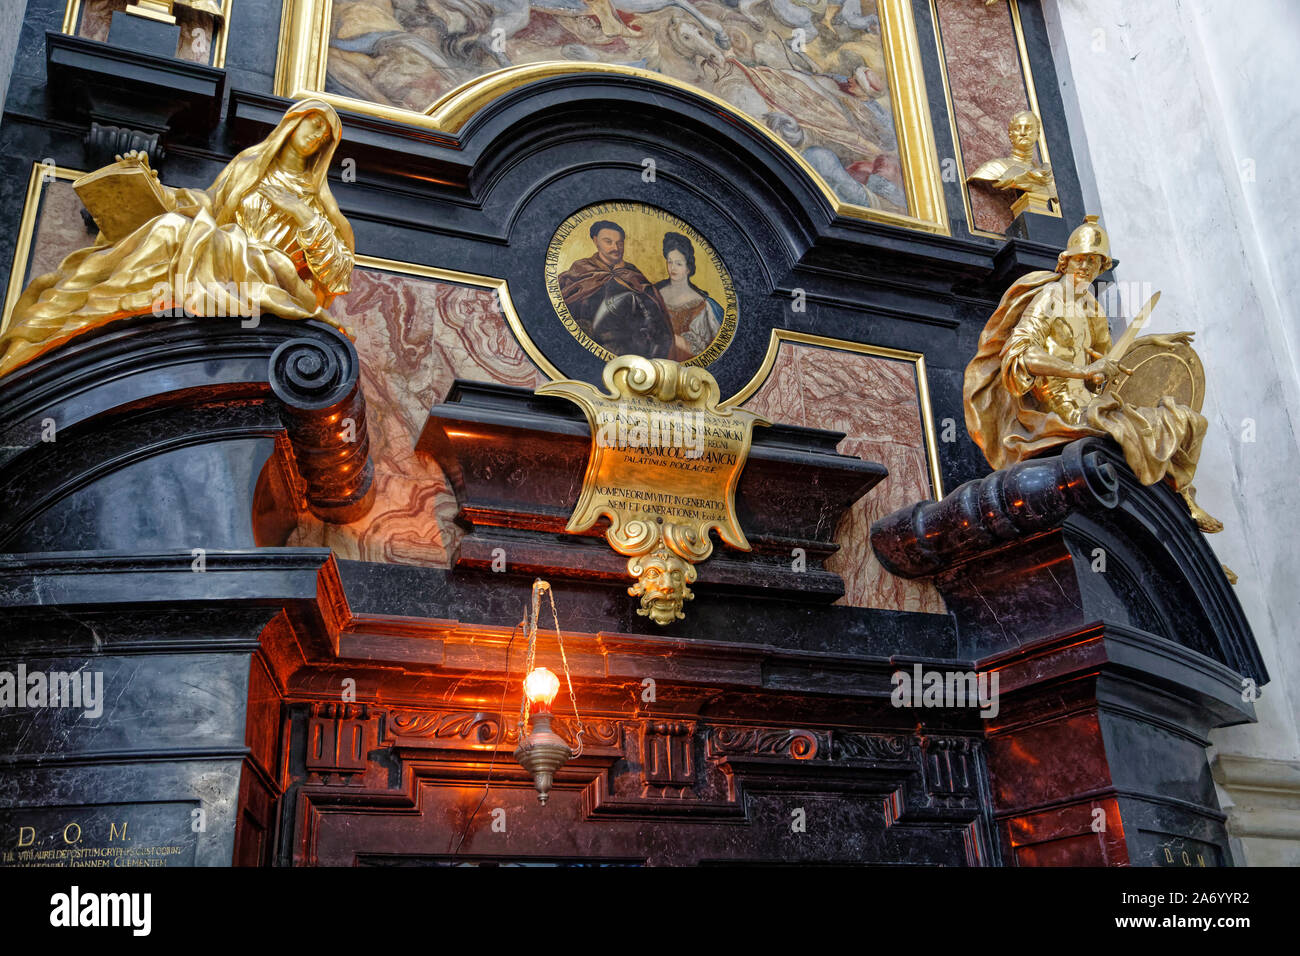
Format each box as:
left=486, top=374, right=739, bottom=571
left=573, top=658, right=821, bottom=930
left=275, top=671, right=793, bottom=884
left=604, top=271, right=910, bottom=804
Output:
left=545, top=202, right=738, bottom=366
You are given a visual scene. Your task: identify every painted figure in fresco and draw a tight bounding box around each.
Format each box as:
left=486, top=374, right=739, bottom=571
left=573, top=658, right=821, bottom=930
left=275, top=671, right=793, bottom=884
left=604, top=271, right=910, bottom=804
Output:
left=963, top=216, right=1221, bottom=533
left=324, top=0, right=909, bottom=213
left=0, top=99, right=354, bottom=378
left=654, top=231, right=723, bottom=360
left=557, top=219, right=674, bottom=357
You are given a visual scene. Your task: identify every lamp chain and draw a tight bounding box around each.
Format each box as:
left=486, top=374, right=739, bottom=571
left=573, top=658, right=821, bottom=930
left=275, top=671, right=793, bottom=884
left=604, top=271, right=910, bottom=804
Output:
left=518, top=579, right=586, bottom=759
left=543, top=583, right=587, bottom=759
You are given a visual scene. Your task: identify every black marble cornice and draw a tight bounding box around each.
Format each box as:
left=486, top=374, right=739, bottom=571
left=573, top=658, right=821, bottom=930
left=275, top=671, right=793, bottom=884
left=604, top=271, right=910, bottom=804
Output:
left=334, top=558, right=955, bottom=661
left=983, top=621, right=1256, bottom=734
left=0, top=547, right=347, bottom=652
left=870, top=438, right=1265, bottom=685
left=870, top=437, right=1120, bottom=578
left=0, top=313, right=374, bottom=537
left=45, top=31, right=226, bottom=136
left=418, top=380, right=885, bottom=603
left=1069, top=446, right=1264, bottom=685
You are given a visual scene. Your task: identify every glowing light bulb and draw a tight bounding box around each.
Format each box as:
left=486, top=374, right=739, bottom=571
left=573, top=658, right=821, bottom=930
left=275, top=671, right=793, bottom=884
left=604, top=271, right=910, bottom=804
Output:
left=524, top=666, right=560, bottom=712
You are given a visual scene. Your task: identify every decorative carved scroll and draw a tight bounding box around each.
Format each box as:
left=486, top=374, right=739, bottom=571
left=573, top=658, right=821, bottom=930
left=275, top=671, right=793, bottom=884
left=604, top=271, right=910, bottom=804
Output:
left=538, top=355, right=767, bottom=624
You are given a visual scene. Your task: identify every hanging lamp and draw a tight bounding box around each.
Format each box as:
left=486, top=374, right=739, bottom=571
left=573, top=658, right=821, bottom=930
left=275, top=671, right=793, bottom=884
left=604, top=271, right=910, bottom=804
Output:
left=513, top=579, right=586, bottom=805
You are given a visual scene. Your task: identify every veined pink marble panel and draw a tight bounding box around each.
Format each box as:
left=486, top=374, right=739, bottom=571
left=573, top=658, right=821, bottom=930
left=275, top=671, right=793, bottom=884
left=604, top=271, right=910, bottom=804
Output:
left=288, top=269, right=548, bottom=563
left=742, top=342, right=944, bottom=614
left=935, top=0, right=1034, bottom=235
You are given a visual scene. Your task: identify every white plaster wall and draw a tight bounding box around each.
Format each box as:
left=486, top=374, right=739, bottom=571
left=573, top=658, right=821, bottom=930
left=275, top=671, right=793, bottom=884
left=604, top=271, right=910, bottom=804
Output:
left=1041, top=0, right=1300, bottom=769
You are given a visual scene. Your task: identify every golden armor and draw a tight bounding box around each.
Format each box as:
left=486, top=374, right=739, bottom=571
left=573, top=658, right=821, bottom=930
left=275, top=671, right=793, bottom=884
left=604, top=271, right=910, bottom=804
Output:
left=0, top=99, right=354, bottom=378
left=964, top=216, right=1222, bottom=533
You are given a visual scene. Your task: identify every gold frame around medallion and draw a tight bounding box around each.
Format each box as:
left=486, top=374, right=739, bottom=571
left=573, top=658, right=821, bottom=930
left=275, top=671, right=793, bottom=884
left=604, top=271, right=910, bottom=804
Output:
left=61, top=0, right=235, bottom=68
left=274, top=0, right=949, bottom=236
left=929, top=0, right=1060, bottom=241
left=729, top=329, right=945, bottom=500
left=1, top=163, right=85, bottom=336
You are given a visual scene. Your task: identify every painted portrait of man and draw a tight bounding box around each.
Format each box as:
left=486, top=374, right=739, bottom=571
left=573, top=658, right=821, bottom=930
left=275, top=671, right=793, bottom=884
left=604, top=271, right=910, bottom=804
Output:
left=556, top=220, right=674, bottom=358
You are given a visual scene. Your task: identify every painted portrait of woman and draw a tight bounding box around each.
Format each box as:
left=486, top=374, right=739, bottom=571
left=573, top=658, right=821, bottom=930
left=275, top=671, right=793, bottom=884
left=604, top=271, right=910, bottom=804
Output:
left=655, top=231, right=723, bottom=361
left=0, top=98, right=355, bottom=377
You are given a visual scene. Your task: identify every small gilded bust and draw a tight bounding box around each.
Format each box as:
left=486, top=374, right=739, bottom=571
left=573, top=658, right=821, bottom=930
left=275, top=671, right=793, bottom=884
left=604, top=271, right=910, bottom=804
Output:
left=967, top=110, right=1058, bottom=214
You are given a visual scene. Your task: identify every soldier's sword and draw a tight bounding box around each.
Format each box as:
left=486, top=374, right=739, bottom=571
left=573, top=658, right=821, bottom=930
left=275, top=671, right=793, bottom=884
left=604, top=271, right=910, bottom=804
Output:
left=1105, top=291, right=1161, bottom=364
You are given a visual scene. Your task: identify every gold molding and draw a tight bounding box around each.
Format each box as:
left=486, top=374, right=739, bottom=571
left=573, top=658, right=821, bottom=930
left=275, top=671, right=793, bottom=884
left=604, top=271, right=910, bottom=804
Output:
left=930, top=0, right=1059, bottom=241
left=2, top=163, right=84, bottom=336
left=877, top=0, right=949, bottom=236
left=61, top=0, right=234, bottom=68
left=729, top=329, right=944, bottom=500
left=275, top=0, right=949, bottom=235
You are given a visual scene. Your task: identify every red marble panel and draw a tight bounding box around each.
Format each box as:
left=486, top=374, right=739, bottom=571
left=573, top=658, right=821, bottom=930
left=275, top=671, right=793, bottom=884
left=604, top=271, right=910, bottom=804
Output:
left=987, top=709, right=1112, bottom=811
left=1009, top=800, right=1125, bottom=866
left=934, top=0, right=1033, bottom=234
left=743, top=342, right=944, bottom=614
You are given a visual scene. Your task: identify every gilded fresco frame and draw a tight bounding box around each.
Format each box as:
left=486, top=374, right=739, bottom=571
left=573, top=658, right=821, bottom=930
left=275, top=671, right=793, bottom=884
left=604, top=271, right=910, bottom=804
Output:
left=929, top=0, right=1060, bottom=240
left=61, top=0, right=235, bottom=68
left=274, top=0, right=950, bottom=236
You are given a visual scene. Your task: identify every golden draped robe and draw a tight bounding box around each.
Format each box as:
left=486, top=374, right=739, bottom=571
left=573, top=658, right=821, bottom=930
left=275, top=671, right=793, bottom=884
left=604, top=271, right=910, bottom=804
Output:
left=963, top=270, right=1205, bottom=489
left=0, top=99, right=355, bottom=378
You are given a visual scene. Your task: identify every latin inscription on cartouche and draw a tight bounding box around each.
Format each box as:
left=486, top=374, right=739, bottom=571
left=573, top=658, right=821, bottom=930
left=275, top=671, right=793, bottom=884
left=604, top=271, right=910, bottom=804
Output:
left=538, top=355, right=766, bottom=625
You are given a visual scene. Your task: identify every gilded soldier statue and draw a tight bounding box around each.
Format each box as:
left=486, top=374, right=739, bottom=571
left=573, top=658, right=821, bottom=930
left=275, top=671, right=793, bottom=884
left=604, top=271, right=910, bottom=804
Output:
left=964, top=215, right=1222, bottom=533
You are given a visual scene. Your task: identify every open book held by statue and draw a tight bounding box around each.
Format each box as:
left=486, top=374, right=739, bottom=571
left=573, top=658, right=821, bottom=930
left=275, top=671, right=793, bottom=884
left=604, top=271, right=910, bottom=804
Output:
left=0, top=98, right=355, bottom=379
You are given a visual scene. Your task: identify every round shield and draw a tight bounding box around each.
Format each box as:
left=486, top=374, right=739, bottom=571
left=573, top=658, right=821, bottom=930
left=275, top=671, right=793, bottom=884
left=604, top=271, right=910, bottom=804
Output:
left=1110, top=340, right=1204, bottom=412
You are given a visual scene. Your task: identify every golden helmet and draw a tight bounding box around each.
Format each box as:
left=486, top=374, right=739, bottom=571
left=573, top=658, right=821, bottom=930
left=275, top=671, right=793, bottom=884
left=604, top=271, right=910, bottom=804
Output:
left=1059, top=214, right=1112, bottom=270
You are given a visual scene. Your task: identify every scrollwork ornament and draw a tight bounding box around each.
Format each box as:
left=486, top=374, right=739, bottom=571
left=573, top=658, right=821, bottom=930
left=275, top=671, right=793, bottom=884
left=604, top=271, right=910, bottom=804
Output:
left=537, top=355, right=766, bottom=624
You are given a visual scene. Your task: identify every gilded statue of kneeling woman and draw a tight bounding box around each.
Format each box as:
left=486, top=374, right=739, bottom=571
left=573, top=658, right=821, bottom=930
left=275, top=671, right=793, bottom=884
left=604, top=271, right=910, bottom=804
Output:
left=0, top=98, right=354, bottom=379
left=964, top=216, right=1222, bottom=533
